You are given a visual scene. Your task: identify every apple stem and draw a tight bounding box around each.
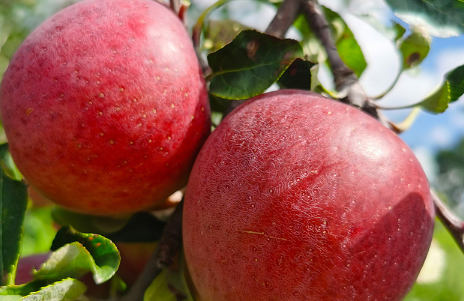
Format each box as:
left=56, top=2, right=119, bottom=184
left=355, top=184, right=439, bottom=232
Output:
left=431, top=190, right=464, bottom=254
left=119, top=201, right=185, bottom=301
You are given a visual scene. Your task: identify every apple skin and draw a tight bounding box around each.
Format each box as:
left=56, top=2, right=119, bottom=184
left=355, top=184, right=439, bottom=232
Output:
left=0, top=0, right=210, bottom=215
left=183, top=90, right=434, bottom=301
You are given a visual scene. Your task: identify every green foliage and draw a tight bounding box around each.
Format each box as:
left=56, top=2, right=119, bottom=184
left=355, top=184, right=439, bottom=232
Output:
left=277, top=58, right=316, bottom=90
left=208, top=30, right=303, bottom=99
left=398, top=26, right=431, bottom=69
left=0, top=145, right=28, bottom=286
left=38, top=227, right=120, bottom=284
left=203, top=20, right=251, bottom=53
left=323, top=7, right=367, bottom=77
left=385, top=0, right=464, bottom=37
left=0, top=278, right=86, bottom=300
left=418, top=64, right=464, bottom=113
left=52, top=209, right=166, bottom=243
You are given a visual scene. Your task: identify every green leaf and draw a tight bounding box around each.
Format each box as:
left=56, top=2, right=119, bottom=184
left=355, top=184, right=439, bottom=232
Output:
left=144, top=252, right=193, bottom=301
left=385, top=0, right=464, bottom=37
left=0, top=297, right=20, bottom=301
left=398, top=26, right=431, bottom=69
left=0, top=144, right=28, bottom=286
left=0, top=278, right=86, bottom=300
left=23, top=278, right=86, bottom=301
left=209, top=94, right=230, bottom=115
left=0, top=280, right=48, bottom=296
left=418, top=64, right=464, bottom=113
left=52, top=209, right=166, bottom=243
left=0, top=145, right=21, bottom=181
left=392, top=22, right=407, bottom=41
left=323, top=7, right=367, bottom=77
left=33, top=227, right=120, bottom=284
left=278, top=58, right=316, bottom=90
left=204, top=20, right=251, bottom=53
left=208, top=30, right=304, bottom=100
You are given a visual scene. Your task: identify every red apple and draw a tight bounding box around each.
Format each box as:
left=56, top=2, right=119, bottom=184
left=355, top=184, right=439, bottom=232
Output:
left=0, top=0, right=210, bottom=215
left=183, top=90, right=434, bottom=301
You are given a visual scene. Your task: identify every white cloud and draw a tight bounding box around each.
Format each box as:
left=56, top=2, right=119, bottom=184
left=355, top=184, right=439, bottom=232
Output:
left=434, top=47, right=464, bottom=86
left=449, top=105, right=464, bottom=129
left=430, top=125, right=454, bottom=148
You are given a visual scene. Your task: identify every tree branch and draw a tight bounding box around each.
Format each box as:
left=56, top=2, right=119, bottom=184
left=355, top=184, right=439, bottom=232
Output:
left=169, top=0, right=181, bottom=15
left=432, top=190, right=464, bottom=254
left=265, top=0, right=302, bottom=38
left=300, top=0, right=354, bottom=91
left=300, top=0, right=392, bottom=129
left=119, top=201, right=184, bottom=301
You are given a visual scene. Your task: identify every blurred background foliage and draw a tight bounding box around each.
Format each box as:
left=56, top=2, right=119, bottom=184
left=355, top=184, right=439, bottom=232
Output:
left=1, top=0, right=464, bottom=299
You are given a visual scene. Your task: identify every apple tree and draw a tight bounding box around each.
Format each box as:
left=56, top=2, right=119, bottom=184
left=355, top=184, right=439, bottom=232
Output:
left=0, top=0, right=463, bottom=300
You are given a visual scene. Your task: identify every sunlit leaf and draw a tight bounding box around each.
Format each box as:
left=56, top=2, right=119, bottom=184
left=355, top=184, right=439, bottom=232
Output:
left=385, top=0, right=464, bottom=37
left=33, top=227, right=120, bottom=284
left=208, top=30, right=304, bottom=99
left=204, top=20, right=251, bottom=53
left=398, top=26, right=431, bottom=69
left=24, top=278, right=86, bottom=301
left=418, top=64, right=464, bottom=113
left=323, top=7, right=367, bottom=77
left=0, top=144, right=28, bottom=286
left=0, top=278, right=86, bottom=300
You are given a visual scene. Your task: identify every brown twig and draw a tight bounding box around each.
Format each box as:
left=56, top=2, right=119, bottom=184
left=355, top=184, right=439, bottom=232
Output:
left=265, top=0, right=302, bottom=38
left=119, top=201, right=184, bottom=301
left=301, top=0, right=354, bottom=92
left=432, top=190, right=464, bottom=254
left=169, top=0, right=181, bottom=15
left=300, top=0, right=392, bottom=129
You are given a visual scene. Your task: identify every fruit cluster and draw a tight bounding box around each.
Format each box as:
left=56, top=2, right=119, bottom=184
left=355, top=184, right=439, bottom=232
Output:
left=0, top=0, right=434, bottom=300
